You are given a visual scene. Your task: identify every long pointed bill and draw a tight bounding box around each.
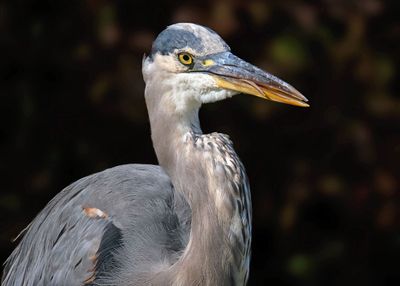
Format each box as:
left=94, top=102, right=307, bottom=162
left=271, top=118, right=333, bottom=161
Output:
left=192, top=52, right=309, bottom=107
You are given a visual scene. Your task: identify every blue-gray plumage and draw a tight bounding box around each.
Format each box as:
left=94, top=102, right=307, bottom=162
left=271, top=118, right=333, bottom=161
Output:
left=3, top=165, right=186, bottom=285
left=2, top=23, right=308, bottom=286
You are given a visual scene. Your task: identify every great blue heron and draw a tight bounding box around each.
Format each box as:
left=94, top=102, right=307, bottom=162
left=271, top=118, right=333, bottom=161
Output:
left=2, top=23, right=308, bottom=286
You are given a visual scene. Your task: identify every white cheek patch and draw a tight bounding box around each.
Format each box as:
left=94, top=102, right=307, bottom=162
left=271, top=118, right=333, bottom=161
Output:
left=167, top=73, right=238, bottom=111
left=154, top=53, right=184, bottom=73
left=200, top=88, right=237, bottom=104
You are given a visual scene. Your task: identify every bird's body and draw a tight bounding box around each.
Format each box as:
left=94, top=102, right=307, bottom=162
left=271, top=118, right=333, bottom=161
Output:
left=3, top=165, right=182, bottom=285
left=3, top=133, right=250, bottom=286
left=2, top=23, right=308, bottom=285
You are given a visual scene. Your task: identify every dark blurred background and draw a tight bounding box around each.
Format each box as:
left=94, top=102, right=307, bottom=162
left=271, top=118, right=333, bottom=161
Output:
left=1, top=0, right=399, bottom=285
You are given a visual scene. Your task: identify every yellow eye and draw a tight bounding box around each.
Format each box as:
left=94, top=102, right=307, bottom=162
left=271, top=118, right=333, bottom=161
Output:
left=178, top=52, right=193, bottom=66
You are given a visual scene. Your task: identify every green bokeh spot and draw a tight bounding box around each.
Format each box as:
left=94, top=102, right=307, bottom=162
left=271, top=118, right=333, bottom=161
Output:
left=375, top=56, right=395, bottom=85
left=270, top=35, right=308, bottom=70
left=287, top=254, right=314, bottom=279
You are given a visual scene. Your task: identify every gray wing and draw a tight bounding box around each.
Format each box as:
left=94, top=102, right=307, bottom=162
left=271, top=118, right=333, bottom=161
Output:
left=2, top=164, right=190, bottom=286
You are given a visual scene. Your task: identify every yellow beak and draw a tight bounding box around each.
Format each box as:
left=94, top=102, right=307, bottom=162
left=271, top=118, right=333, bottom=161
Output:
left=214, top=76, right=309, bottom=107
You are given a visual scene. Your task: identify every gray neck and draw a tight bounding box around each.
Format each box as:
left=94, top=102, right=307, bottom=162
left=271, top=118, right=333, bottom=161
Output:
left=145, top=80, right=249, bottom=285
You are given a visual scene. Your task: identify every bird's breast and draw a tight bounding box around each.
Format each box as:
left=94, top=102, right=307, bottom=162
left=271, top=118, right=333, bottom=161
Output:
left=187, top=131, right=252, bottom=284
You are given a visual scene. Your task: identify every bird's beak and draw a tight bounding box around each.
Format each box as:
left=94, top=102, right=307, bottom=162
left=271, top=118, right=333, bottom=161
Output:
left=193, top=52, right=309, bottom=107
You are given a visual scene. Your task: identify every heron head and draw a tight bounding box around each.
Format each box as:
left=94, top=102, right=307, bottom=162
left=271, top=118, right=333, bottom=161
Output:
left=143, top=23, right=308, bottom=113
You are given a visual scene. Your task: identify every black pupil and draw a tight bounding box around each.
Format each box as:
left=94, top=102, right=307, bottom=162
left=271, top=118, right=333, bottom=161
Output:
left=183, top=54, right=190, bottom=62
